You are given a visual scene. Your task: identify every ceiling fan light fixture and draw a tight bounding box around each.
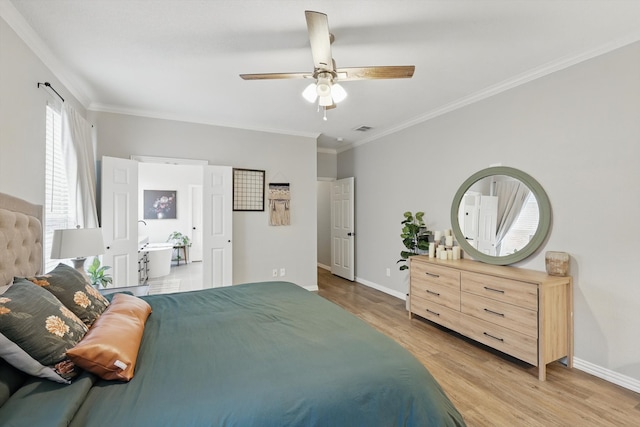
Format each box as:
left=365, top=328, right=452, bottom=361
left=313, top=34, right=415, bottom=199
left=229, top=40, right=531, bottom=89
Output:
left=331, top=83, right=347, bottom=103
left=316, top=79, right=332, bottom=98
left=302, top=83, right=318, bottom=103
left=318, top=95, right=333, bottom=107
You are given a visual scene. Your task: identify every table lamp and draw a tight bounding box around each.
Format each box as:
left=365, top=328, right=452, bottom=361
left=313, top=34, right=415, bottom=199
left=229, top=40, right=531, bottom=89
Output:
left=50, top=227, right=105, bottom=281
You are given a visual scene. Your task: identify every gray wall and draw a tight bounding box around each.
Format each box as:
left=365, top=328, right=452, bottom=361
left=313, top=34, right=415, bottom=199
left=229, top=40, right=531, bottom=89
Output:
left=317, top=151, right=337, bottom=179
left=316, top=181, right=332, bottom=267
left=0, top=16, right=85, bottom=203
left=338, top=42, right=640, bottom=383
left=317, top=151, right=337, bottom=269
left=94, top=112, right=318, bottom=289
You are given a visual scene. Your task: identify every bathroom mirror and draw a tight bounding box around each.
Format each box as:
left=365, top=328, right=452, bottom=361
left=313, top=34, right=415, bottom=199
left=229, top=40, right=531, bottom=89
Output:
left=450, top=166, right=551, bottom=265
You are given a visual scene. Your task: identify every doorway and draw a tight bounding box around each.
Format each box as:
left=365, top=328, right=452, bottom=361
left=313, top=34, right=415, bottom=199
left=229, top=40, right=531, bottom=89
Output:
left=101, top=156, right=232, bottom=288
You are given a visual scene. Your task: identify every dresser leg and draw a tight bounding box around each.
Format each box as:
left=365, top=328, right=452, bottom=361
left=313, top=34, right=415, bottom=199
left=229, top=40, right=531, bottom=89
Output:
left=538, top=365, right=546, bottom=381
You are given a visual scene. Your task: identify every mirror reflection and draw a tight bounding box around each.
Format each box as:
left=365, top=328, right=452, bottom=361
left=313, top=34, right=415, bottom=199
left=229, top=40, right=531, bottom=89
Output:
left=458, top=175, right=539, bottom=257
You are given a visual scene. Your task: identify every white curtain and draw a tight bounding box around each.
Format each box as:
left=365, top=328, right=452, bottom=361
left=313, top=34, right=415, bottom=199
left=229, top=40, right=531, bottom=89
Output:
left=61, top=104, right=99, bottom=228
left=494, top=180, right=530, bottom=254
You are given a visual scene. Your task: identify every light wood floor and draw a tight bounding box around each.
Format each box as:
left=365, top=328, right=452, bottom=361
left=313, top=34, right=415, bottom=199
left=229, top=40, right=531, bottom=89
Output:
left=316, top=268, right=640, bottom=427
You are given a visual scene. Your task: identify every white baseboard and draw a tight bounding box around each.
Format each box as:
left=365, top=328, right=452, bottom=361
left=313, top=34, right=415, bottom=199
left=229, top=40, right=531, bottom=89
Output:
left=353, top=276, right=640, bottom=394
left=355, top=276, right=407, bottom=300
left=573, top=358, right=640, bottom=393
left=317, top=263, right=331, bottom=271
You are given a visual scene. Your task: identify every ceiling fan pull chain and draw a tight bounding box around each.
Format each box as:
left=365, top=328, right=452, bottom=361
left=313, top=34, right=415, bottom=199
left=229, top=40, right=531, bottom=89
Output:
left=323, top=107, right=328, bottom=121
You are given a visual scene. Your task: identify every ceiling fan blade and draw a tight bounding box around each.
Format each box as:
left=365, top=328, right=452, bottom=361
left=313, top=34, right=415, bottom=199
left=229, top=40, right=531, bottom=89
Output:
left=335, top=66, right=415, bottom=81
left=305, top=11, right=333, bottom=72
left=240, top=72, right=311, bottom=80
left=325, top=103, right=337, bottom=110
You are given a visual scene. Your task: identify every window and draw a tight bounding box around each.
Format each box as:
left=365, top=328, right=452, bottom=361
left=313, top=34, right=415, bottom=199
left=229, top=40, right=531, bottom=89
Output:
left=44, top=104, right=73, bottom=271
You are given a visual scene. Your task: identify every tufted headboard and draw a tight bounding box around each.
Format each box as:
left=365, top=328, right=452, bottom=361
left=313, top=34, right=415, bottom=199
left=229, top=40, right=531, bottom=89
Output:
left=0, top=192, right=43, bottom=287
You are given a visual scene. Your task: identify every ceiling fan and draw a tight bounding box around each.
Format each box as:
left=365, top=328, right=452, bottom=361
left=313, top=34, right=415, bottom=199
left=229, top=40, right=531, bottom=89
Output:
left=240, top=11, right=415, bottom=119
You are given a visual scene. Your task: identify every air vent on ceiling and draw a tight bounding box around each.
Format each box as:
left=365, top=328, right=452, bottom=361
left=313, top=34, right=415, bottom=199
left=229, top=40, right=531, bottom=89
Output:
left=353, top=125, right=373, bottom=132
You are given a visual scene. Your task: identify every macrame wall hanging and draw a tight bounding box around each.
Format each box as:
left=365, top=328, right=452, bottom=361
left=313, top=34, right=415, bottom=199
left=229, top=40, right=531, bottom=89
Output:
left=268, top=183, right=290, bottom=226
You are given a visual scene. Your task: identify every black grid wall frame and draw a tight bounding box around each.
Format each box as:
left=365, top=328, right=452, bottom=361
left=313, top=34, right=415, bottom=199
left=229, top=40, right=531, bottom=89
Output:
left=233, top=168, right=265, bottom=211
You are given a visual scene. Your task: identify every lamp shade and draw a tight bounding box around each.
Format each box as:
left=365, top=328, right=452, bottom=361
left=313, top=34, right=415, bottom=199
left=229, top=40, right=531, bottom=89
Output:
left=302, top=83, right=318, bottom=103
left=50, top=228, right=105, bottom=259
left=331, top=83, right=347, bottom=103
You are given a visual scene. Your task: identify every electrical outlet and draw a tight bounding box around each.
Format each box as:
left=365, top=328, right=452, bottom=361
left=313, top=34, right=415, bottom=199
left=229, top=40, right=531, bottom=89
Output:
left=386, top=268, right=391, bottom=277
left=272, top=269, right=278, bottom=277
left=280, top=268, right=286, bottom=277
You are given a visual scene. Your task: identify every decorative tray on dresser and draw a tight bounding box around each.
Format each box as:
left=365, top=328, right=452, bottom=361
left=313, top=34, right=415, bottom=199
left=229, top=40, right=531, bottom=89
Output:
left=409, top=255, right=573, bottom=380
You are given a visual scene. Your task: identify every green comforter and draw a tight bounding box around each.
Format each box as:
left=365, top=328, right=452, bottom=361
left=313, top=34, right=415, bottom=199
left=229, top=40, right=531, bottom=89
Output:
left=0, top=282, right=465, bottom=426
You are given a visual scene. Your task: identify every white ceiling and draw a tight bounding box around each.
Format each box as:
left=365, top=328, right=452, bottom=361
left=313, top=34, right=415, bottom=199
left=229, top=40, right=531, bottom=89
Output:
left=5, top=0, right=640, bottom=151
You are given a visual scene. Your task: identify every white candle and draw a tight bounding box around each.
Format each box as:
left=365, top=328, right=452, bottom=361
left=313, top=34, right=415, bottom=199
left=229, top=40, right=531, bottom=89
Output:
left=452, top=246, right=461, bottom=260
left=429, top=244, right=435, bottom=258
left=445, top=229, right=452, bottom=236
left=445, top=235, right=453, bottom=247
left=440, top=250, right=448, bottom=260
left=434, top=231, right=442, bottom=243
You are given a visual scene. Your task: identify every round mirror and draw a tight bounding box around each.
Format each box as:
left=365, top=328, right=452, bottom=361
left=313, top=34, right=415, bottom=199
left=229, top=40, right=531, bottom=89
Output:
left=450, top=166, right=551, bottom=265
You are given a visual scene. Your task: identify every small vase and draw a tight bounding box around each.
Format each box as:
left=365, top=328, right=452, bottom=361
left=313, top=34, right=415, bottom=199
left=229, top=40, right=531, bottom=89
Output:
left=157, top=212, right=164, bottom=219
left=545, top=251, right=569, bottom=276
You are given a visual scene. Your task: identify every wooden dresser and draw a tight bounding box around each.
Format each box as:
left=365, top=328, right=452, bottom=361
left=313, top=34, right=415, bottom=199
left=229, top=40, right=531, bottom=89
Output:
left=409, top=256, right=573, bottom=380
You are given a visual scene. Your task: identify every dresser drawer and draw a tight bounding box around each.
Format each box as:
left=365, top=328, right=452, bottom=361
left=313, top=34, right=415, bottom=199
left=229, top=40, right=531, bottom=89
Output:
left=461, top=271, right=537, bottom=310
left=461, top=292, right=538, bottom=338
left=411, top=279, right=460, bottom=311
left=459, top=314, right=538, bottom=365
left=411, top=261, right=460, bottom=289
left=410, top=295, right=459, bottom=331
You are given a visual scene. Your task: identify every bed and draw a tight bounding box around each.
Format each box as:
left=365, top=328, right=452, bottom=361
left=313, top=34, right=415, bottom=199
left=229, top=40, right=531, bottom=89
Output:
left=0, top=192, right=465, bottom=426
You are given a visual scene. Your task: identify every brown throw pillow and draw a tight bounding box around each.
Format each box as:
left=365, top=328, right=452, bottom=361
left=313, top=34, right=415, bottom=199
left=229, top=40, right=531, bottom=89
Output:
left=66, top=293, right=151, bottom=381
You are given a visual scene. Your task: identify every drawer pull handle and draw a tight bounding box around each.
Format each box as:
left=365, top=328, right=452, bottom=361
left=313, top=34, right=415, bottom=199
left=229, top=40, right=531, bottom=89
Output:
left=483, top=286, right=505, bottom=294
left=424, top=272, right=440, bottom=278
left=426, top=290, right=440, bottom=296
left=483, top=332, right=504, bottom=342
left=484, top=308, right=505, bottom=317
left=426, top=309, right=440, bottom=316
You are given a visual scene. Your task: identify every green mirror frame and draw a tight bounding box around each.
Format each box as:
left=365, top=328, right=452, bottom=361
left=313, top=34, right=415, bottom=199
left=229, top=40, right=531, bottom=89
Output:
left=450, top=166, right=552, bottom=265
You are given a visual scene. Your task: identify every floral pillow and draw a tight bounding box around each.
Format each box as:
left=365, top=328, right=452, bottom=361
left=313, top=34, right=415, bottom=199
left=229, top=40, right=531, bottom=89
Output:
left=0, top=278, right=88, bottom=383
left=25, top=263, right=109, bottom=327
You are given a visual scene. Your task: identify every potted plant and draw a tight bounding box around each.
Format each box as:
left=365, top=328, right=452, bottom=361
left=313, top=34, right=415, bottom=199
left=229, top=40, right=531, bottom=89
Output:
left=87, top=257, right=113, bottom=288
left=397, top=211, right=430, bottom=271
left=167, top=231, right=191, bottom=263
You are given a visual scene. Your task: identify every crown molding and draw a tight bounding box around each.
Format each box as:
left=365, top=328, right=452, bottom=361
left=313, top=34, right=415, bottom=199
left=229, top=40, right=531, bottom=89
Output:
left=316, top=147, right=337, bottom=155
left=340, top=32, right=640, bottom=153
left=90, top=102, right=321, bottom=140
left=0, top=1, right=92, bottom=108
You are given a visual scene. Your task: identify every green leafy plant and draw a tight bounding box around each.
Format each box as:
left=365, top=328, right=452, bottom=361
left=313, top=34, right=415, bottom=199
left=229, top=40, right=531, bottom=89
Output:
left=167, top=231, right=191, bottom=262
left=167, top=231, right=191, bottom=247
left=87, top=257, right=113, bottom=288
left=397, top=211, right=430, bottom=271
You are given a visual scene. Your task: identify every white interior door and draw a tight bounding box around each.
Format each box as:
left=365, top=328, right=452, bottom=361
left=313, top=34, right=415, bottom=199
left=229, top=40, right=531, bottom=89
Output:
left=202, top=166, right=232, bottom=287
left=331, top=177, right=355, bottom=281
left=477, top=195, right=498, bottom=255
left=189, top=184, right=203, bottom=261
left=101, top=156, right=138, bottom=287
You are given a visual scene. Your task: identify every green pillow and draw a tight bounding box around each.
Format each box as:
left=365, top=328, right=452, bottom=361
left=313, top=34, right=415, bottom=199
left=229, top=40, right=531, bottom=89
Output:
left=25, top=263, right=110, bottom=327
left=0, top=279, right=88, bottom=383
